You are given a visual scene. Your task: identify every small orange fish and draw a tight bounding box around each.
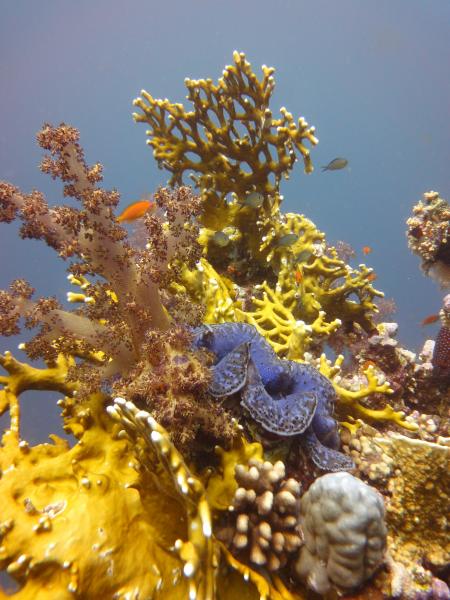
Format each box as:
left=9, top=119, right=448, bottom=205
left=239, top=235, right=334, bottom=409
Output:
left=362, top=359, right=376, bottom=371
left=421, top=314, right=440, bottom=326
left=295, top=269, right=303, bottom=284
left=367, top=272, right=377, bottom=282
left=117, top=200, right=155, bottom=223
left=362, top=246, right=372, bottom=255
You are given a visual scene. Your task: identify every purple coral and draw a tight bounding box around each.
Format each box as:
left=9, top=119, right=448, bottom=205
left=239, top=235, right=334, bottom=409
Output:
left=432, top=294, right=450, bottom=376
left=192, top=322, right=353, bottom=471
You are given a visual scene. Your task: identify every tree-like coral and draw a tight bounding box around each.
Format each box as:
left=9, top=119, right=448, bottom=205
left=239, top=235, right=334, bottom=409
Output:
left=134, top=50, right=318, bottom=226
left=0, top=124, right=202, bottom=380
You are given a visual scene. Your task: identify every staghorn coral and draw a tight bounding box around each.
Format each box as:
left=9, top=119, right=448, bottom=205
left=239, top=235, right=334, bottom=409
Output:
left=293, top=472, right=387, bottom=595
left=218, top=458, right=303, bottom=572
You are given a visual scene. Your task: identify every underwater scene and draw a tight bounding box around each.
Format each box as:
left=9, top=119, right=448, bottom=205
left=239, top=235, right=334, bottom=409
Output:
left=0, top=1, right=449, bottom=599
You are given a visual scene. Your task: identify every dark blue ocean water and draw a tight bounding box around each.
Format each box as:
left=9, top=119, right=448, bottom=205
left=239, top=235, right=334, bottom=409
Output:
left=1, top=1, right=449, bottom=442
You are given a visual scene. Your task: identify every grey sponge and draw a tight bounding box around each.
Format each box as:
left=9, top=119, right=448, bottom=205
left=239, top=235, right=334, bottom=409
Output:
left=294, top=471, right=387, bottom=593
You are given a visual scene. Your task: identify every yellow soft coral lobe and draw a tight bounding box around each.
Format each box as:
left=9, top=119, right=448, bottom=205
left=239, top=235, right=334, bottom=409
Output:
left=0, top=392, right=189, bottom=599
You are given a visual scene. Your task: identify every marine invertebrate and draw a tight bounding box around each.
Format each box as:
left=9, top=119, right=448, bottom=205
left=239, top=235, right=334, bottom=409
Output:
left=134, top=51, right=318, bottom=226
left=406, top=190, right=450, bottom=288
left=432, top=293, right=450, bottom=375
left=341, top=425, right=450, bottom=597
left=192, top=322, right=354, bottom=471
left=134, top=53, right=382, bottom=338
left=218, top=458, right=302, bottom=572
left=0, top=125, right=202, bottom=384
left=0, top=388, right=194, bottom=599
left=293, top=471, right=387, bottom=594
left=107, top=397, right=218, bottom=600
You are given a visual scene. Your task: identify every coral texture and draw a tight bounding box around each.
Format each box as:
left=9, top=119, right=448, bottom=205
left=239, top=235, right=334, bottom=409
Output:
left=193, top=322, right=354, bottom=471
left=134, top=50, right=317, bottom=224
left=219, top=458, right=303, bottom=572
left=293, top=472, right=387, bottom=594
left=1, top=53, right=446, bottom=600
left=406, top=191, right=450, bottom=288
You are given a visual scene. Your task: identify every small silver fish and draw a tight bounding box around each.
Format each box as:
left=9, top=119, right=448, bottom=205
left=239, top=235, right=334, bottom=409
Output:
left=276, top=233, right=299, bottom=247
left=295, top=249, right=312, bottom=263
left=240, top=191, right=264, bottom=209
left=321, top=157, right=348, bottom=171
left=212, top=231, right=230, bottom=247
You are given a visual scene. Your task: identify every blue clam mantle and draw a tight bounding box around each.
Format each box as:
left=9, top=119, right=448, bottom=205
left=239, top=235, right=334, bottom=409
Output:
left=192, top=322, right=354, bottom=472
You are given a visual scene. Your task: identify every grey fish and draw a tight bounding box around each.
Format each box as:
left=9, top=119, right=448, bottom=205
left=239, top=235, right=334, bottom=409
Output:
left=321, top=157, right=348, bottom=172
left=212, top=231, right=230, bottom=247
left=276, top=233, right=299, bottom=247
left=295, top=249, right=312, bottom=263
left=240, top=191, right=264, bottom=209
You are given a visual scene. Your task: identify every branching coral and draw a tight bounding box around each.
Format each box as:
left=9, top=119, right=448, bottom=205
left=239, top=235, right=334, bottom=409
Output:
left=0, top=124, right=241, bottom=461
left=133, top=50, right=318, bottom=227
left=314, top=353, right=418, bottom=431
left=0, top=125, right=203, bottom=386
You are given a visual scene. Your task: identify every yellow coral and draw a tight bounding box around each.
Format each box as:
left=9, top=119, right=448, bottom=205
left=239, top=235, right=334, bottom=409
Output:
left=0, top=392, right=189, bottom=599
left=107, top=397, right=218, bottom=600
left=133, top=51, right=318, bottom=229
left=316, top=354, right=418, bottom=431
left=205, top=435, right=263, bottom=511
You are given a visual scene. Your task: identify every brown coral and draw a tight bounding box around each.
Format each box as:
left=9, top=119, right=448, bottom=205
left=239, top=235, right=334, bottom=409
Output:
left=218, top=458, right=303, bottom=572
left=0, top=124, right=203, bottom=385
left=406, top=190, right=450, bottom=288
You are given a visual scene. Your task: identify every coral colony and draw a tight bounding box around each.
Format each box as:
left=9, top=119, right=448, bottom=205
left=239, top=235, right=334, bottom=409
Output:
left=0, top=52, right=449, bottom=599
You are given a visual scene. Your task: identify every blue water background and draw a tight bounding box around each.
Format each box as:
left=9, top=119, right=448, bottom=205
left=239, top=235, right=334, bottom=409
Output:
left=1, top=0, right=449, bottom=442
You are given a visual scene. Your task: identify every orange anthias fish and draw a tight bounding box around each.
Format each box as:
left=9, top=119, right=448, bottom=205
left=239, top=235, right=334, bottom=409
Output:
left=117, top=199, right=155, bottom=223
left=421, top=313, right=440, bottom=326
left=362, top=246, right=372, bottom=255
left=367, top=272, right=377, bottom=282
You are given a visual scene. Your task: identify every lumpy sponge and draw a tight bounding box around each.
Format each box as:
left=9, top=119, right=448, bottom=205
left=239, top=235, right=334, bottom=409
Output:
left=294, top=471, right=387, bottom=593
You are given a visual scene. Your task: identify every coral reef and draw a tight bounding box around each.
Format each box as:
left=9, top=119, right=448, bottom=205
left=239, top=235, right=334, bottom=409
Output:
left=0, top=54, right=448, bottom=599
left=293, top=472, right=387, bottom=594
left=341, top=424, right=450, bottom=598
left=133, top=50, right=317, bottom=225
left=134, top=51, right=383, bottom=339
